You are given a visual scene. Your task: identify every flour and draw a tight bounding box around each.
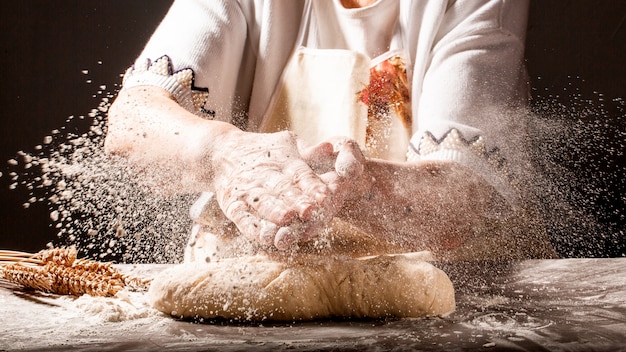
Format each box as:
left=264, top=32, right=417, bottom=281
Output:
left=2, top=71, right=624, bottom=266
left=74, top=290, right=155, bottom=323
left=0, top=265, right=174, bottom=351
left=4, top=84, right=194, bottom=264
left=525, top=92, right=625, bottom=257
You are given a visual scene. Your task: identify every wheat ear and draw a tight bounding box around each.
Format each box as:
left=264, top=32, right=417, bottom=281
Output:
left=0, top=247, right=151, bottom=297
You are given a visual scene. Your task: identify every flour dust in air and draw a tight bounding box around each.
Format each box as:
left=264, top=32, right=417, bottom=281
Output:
left=525, top=80, right=625, bottom=258
left=3, top=74, right=194, bottom=263
left=3, top=74, right=625, bottom=262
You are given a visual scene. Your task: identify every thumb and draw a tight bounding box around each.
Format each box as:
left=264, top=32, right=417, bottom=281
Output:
left=334, top=139, right=365, bottom=179
left=298, top=140, right=335, bottom=173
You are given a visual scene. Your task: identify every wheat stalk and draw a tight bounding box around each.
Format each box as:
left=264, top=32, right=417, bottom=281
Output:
left=0, top=247, right=150, bottom=297
left=1, top=263, right=53, bottom=292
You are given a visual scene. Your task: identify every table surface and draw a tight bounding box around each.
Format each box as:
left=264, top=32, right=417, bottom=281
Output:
left=1, top=258, right=625, bottom=352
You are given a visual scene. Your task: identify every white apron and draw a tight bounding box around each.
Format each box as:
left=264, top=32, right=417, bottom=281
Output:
left=260, top=0, right=412, bottom=161
left=185, top=0, right=414, bottom=262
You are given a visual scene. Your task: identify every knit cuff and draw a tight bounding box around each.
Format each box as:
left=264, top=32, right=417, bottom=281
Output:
left=408, top=128, right=519, bottom=207
left=122, top=55, right=214, bottom=119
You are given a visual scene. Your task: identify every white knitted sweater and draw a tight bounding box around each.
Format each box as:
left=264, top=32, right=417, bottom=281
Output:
left=123, top=0, right=530, bottom=201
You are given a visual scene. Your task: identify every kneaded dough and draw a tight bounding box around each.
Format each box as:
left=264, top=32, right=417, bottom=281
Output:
left=147, top=253, right=455, bottom=321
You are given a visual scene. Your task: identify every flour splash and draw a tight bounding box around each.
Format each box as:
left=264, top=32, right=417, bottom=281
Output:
left=4, top=86, right=194, bottom=263
left=3, top=76, right=625, bottom=261
left=526, top=89, right=625, bottom=257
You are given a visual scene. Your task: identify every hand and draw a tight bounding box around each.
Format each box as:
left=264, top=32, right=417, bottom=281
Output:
left=106, top=86, right=369, bottom=250
left=296, top=137, right=368, bottom=240
left=300, top=136, right=368, bottom=213
left=210, top=130, right=351, bottom=250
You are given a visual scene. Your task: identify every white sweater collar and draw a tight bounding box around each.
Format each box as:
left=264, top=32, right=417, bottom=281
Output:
left=308, top=0, right=400, bottom=57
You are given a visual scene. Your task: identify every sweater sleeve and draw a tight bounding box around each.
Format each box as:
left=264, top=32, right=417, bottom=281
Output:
left=121, top=0, right=248, bottom=121
left=407, top=0, right=530, bottom=204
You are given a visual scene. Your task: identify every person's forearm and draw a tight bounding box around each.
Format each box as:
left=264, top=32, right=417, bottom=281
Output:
left=105, top=85, right=237, bottom=193
left=338, top=159, right=496, bottom=250
left=105, top=86, right=352, bottom=247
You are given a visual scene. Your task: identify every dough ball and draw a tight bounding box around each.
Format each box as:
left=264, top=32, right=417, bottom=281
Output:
left=147, top=254, right=455, bottom=321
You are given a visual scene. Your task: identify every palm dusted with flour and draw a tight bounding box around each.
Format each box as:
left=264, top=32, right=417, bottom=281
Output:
left=105, top=86, right=366, bottom=250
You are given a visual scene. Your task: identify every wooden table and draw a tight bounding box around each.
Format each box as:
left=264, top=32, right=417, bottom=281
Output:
left=1, top=258, right=625, bottom=351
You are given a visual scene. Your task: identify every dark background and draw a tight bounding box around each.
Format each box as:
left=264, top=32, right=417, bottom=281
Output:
left=1, top=1, right=624, bottom=257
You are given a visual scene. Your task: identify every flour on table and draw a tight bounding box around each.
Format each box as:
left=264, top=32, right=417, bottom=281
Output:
left=74, top=290, right=155, bottom=323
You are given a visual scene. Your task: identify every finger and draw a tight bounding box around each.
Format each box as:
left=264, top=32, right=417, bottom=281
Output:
left=258, top=174, right=317, bottom=221
left=287, top=163, right=329, bottom=204
left=271, top=187, right=316, bottom=221
left=274, top=223, right=304, bottom=250
left=299, top=141, right=336, bottom=173
left=259, top=220, right=279, bottom=247
left=335, top=139, right=365, bottom=178
left=245, top=188, right=298, bottom=226
left=229, top=210, right=261, bottom=241
left=289, top=196, right=316, bottom=221
left=273, top=209, right=336, bottom=249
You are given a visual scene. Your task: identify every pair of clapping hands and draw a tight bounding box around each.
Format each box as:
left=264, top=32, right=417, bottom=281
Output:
left=210, top=130, right=367, bottom=250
